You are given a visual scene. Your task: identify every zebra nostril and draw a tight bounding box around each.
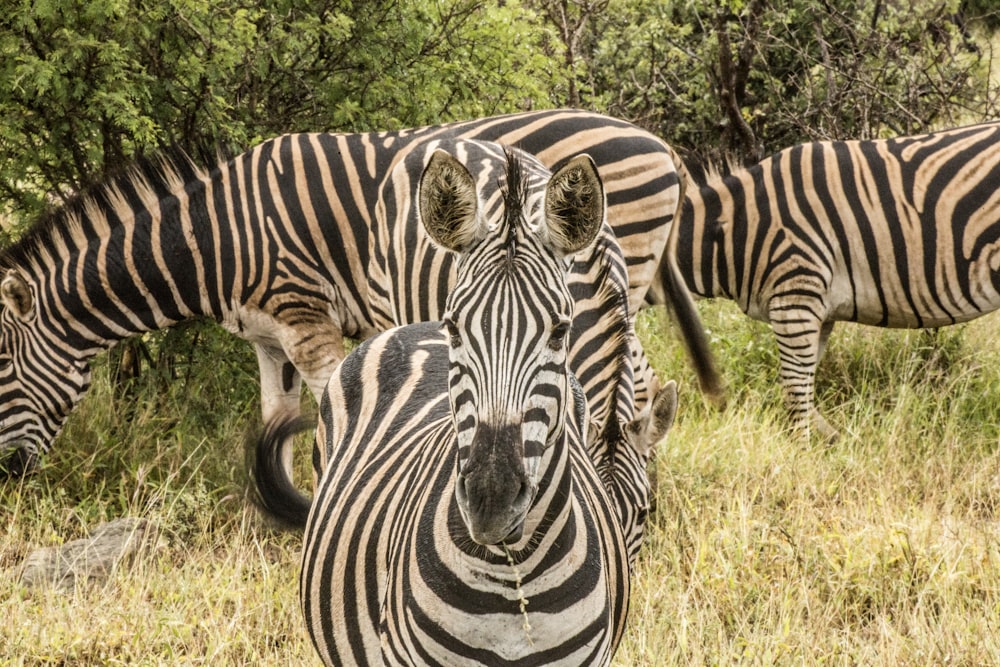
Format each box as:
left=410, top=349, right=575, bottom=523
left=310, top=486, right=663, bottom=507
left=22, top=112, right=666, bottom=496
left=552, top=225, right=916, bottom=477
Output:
left=514, top=478, right=535, bottom=510
left=455, top=473, right=469, bottom=507
left=0, top=445, right=37, bottom=478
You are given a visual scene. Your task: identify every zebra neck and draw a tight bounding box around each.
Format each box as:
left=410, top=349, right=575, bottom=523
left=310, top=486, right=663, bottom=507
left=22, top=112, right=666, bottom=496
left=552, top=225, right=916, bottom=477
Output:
left=685, top=172, right=765, bottom=303
left=25, top=164, right=239, bottom=349
left=679, top=186, right=721, bottom=300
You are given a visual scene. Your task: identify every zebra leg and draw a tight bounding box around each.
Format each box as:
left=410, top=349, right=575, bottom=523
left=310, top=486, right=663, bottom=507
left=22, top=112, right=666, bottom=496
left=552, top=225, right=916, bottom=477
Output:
left=769, top=298, right=839, bottom=442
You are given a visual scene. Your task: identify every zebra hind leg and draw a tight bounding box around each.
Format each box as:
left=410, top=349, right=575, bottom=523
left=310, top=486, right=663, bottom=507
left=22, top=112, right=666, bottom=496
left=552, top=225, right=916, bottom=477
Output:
left=255, top=344, right=305, bottom=478
left=770, top=301, right=839, bottom=443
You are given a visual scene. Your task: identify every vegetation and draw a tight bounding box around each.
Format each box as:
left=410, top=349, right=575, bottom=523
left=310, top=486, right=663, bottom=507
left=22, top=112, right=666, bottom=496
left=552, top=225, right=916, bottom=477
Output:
left=2, top=0, right=1000, bottom=664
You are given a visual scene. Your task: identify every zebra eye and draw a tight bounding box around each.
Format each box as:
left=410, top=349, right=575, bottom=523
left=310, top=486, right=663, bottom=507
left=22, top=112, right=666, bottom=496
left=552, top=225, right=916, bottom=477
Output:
left=444, top=318, right=462, bottom=348
left=548, top=320, right=571, bottom=351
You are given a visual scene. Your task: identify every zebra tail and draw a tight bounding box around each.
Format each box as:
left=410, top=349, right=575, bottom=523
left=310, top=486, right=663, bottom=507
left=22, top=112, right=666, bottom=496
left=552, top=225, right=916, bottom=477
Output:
left=658, top=145, right=726, bottom=408
left=247, top=412, right=314, bottom=530
left=660, top=251, right=726, bottom=408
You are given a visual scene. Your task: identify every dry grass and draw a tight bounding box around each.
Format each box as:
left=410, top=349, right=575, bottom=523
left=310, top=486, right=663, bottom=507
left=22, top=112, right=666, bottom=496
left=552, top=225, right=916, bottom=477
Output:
left=4, top=303, right=1000, bottom=665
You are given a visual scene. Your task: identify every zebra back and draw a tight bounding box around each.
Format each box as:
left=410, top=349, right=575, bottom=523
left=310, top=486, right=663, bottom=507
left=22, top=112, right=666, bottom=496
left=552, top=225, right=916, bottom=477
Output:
left=0, top=109, right=717, bottom=478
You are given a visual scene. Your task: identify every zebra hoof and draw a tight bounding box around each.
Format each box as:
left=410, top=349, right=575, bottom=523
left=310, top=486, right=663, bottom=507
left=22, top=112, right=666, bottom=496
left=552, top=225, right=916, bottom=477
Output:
left=791, top=413, right=840, bottom=445
left=0, top=446, right=39, bottom=478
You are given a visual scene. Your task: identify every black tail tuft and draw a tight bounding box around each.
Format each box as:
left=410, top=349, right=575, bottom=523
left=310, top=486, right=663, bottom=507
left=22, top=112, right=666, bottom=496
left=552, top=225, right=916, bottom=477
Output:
left=246, top=412, right=315, bottom=530
left=656, top=144, right=726, bottom=407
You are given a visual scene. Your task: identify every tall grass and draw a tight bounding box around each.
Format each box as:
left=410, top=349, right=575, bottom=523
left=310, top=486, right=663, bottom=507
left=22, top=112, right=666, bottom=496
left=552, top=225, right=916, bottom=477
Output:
left=3, top=302, right=1000, bottom=665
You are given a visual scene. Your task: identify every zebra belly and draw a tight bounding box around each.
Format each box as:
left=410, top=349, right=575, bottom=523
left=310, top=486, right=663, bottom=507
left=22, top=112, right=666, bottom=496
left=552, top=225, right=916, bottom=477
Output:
left=840, top=255, right=1000, bottom=329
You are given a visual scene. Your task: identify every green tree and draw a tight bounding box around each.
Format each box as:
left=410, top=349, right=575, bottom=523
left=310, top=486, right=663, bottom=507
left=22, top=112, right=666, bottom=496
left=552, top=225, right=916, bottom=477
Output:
left=0, top=0, right=563, bottom=223
left=0, top=0, right=565, bottom=402
left=537, top=0, right=998, bottom=169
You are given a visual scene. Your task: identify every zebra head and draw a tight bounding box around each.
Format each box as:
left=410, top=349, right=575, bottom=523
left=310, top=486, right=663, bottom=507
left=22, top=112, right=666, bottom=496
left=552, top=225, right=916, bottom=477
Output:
left=416, top=142, right=604, bottom=546
left=591, top=373, right=678, bottom=564
left=0, top=269, right=92, bottom=476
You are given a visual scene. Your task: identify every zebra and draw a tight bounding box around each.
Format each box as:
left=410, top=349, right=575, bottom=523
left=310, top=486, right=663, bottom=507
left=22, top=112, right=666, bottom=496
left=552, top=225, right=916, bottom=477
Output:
left=0, top=108, right=719, bottom=476
left=251, top=140, right=678, bottom=665
left=667, top=120, right=1000, bottom=439
left=300, top=138, right=679, bottom=564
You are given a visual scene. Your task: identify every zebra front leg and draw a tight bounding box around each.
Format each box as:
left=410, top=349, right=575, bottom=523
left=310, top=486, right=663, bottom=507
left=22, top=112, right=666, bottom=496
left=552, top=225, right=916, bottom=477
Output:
left=769, top=299, right=838, bottom=442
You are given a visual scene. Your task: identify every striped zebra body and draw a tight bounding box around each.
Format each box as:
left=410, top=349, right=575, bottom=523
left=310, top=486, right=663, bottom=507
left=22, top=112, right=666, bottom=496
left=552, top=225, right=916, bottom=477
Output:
left=561, top=223, right=679, bottom=564
left=0, top=108, right=716, bottom=476
left=305, top=324, right=625, bottom=665
left=673, top=120, right=1000, bottom=438
left=306, top=139, right=679, bottom=566
left=252, top=142, right=661, bottom=664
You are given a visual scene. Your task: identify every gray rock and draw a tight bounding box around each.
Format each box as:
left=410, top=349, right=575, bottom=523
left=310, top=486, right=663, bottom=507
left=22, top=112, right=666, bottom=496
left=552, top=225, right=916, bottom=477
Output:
left=19, top=517, right=159, bottom=591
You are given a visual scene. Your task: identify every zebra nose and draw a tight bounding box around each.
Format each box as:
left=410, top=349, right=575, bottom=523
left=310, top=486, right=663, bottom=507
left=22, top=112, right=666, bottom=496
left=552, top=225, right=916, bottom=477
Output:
left=454, top=471, right=536, bottom=545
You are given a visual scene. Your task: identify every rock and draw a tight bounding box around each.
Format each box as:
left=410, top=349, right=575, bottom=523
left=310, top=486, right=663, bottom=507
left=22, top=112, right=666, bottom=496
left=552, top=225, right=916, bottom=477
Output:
left=19, top=517, right=159, bottom=591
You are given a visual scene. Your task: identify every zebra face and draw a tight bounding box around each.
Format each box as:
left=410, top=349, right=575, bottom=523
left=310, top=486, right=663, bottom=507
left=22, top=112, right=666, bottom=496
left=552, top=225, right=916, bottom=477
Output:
left=445, top=300, right=574, bottom=545
left=0, top=270, right=91, bottom=476
left=417, top=143, right=604, bottom=546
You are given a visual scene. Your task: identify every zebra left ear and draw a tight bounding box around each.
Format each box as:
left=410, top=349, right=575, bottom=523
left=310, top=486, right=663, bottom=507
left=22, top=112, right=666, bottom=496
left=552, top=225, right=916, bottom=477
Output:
left=544, top=154, right=605, bottom=257
left=1, top=270, right=34, bottom=322
left=418, top=150, right=484, bottom=254
left=628, top=380, right=678, bottom=455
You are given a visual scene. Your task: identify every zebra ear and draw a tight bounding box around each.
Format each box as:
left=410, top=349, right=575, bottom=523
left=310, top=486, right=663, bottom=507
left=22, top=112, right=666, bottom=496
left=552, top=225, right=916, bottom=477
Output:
left=1, top=270, right=34, bottom=322
left=418, top=150, right=483, bottom=253
left=544, top=154, right=605, bottom=257
left=628, top=380, right=678, bottom=456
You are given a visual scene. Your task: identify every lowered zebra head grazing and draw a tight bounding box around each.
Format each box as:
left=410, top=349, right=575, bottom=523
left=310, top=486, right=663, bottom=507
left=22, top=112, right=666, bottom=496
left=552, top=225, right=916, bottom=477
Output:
left=416, top=141, right=604, bottom=545
left=0, top=151, right=218, bottom=477
left=0, top=267, right=91, bottom=475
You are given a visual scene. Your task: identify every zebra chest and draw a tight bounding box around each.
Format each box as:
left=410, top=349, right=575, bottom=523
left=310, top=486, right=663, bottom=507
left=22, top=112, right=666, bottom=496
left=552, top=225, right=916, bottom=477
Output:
left=377, top=474, right=621, bottom=666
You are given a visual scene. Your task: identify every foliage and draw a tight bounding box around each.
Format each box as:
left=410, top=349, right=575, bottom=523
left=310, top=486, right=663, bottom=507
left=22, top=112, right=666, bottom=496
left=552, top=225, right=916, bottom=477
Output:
left=546, top=0, right=999, bottom=168
left=0, top=0, right=561, bottom=223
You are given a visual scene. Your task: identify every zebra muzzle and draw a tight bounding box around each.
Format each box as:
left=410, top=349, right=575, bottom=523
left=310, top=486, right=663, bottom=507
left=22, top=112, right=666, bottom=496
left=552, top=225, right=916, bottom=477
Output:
left=0, top=441, right=39, bottom=478
left=455, top=472, right=536, bottom=546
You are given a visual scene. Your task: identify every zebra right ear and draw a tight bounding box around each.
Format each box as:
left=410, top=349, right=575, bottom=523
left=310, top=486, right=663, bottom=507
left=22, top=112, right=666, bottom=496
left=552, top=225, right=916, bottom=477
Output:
left=418, top=150, right=483, bottom=254
left=1, top=270, right=34, bottom=322
left=628, top=380, right=678, bottom=456
left=544, top=154, right=605, bottom=257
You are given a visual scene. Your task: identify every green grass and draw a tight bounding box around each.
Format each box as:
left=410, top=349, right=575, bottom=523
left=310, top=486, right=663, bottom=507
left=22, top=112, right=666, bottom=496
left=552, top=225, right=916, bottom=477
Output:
left=4, top=303, right=1000, bottom=665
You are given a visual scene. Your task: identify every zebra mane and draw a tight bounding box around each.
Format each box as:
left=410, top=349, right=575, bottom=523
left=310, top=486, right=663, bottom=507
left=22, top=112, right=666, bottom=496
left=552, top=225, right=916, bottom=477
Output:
left=499, top=146, right=529, bottom=264
left=1, top=143, right=227, bottom=272
left=686, top=152, right=750, bottom=187
left=587, top=251, right=633, bottom=451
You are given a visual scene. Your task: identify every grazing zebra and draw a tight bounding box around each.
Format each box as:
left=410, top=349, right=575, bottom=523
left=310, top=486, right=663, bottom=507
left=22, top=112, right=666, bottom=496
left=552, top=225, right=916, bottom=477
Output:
left=668, top=120, right=1000, bottom=439
left=0, top=108, right=718, bottom=476
left=252, top=141, right=676, bottom=665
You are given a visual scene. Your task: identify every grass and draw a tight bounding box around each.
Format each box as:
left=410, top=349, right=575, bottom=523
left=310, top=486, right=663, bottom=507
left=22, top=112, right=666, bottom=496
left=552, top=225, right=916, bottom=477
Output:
left=4, top=303, right=1000, bottom=665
